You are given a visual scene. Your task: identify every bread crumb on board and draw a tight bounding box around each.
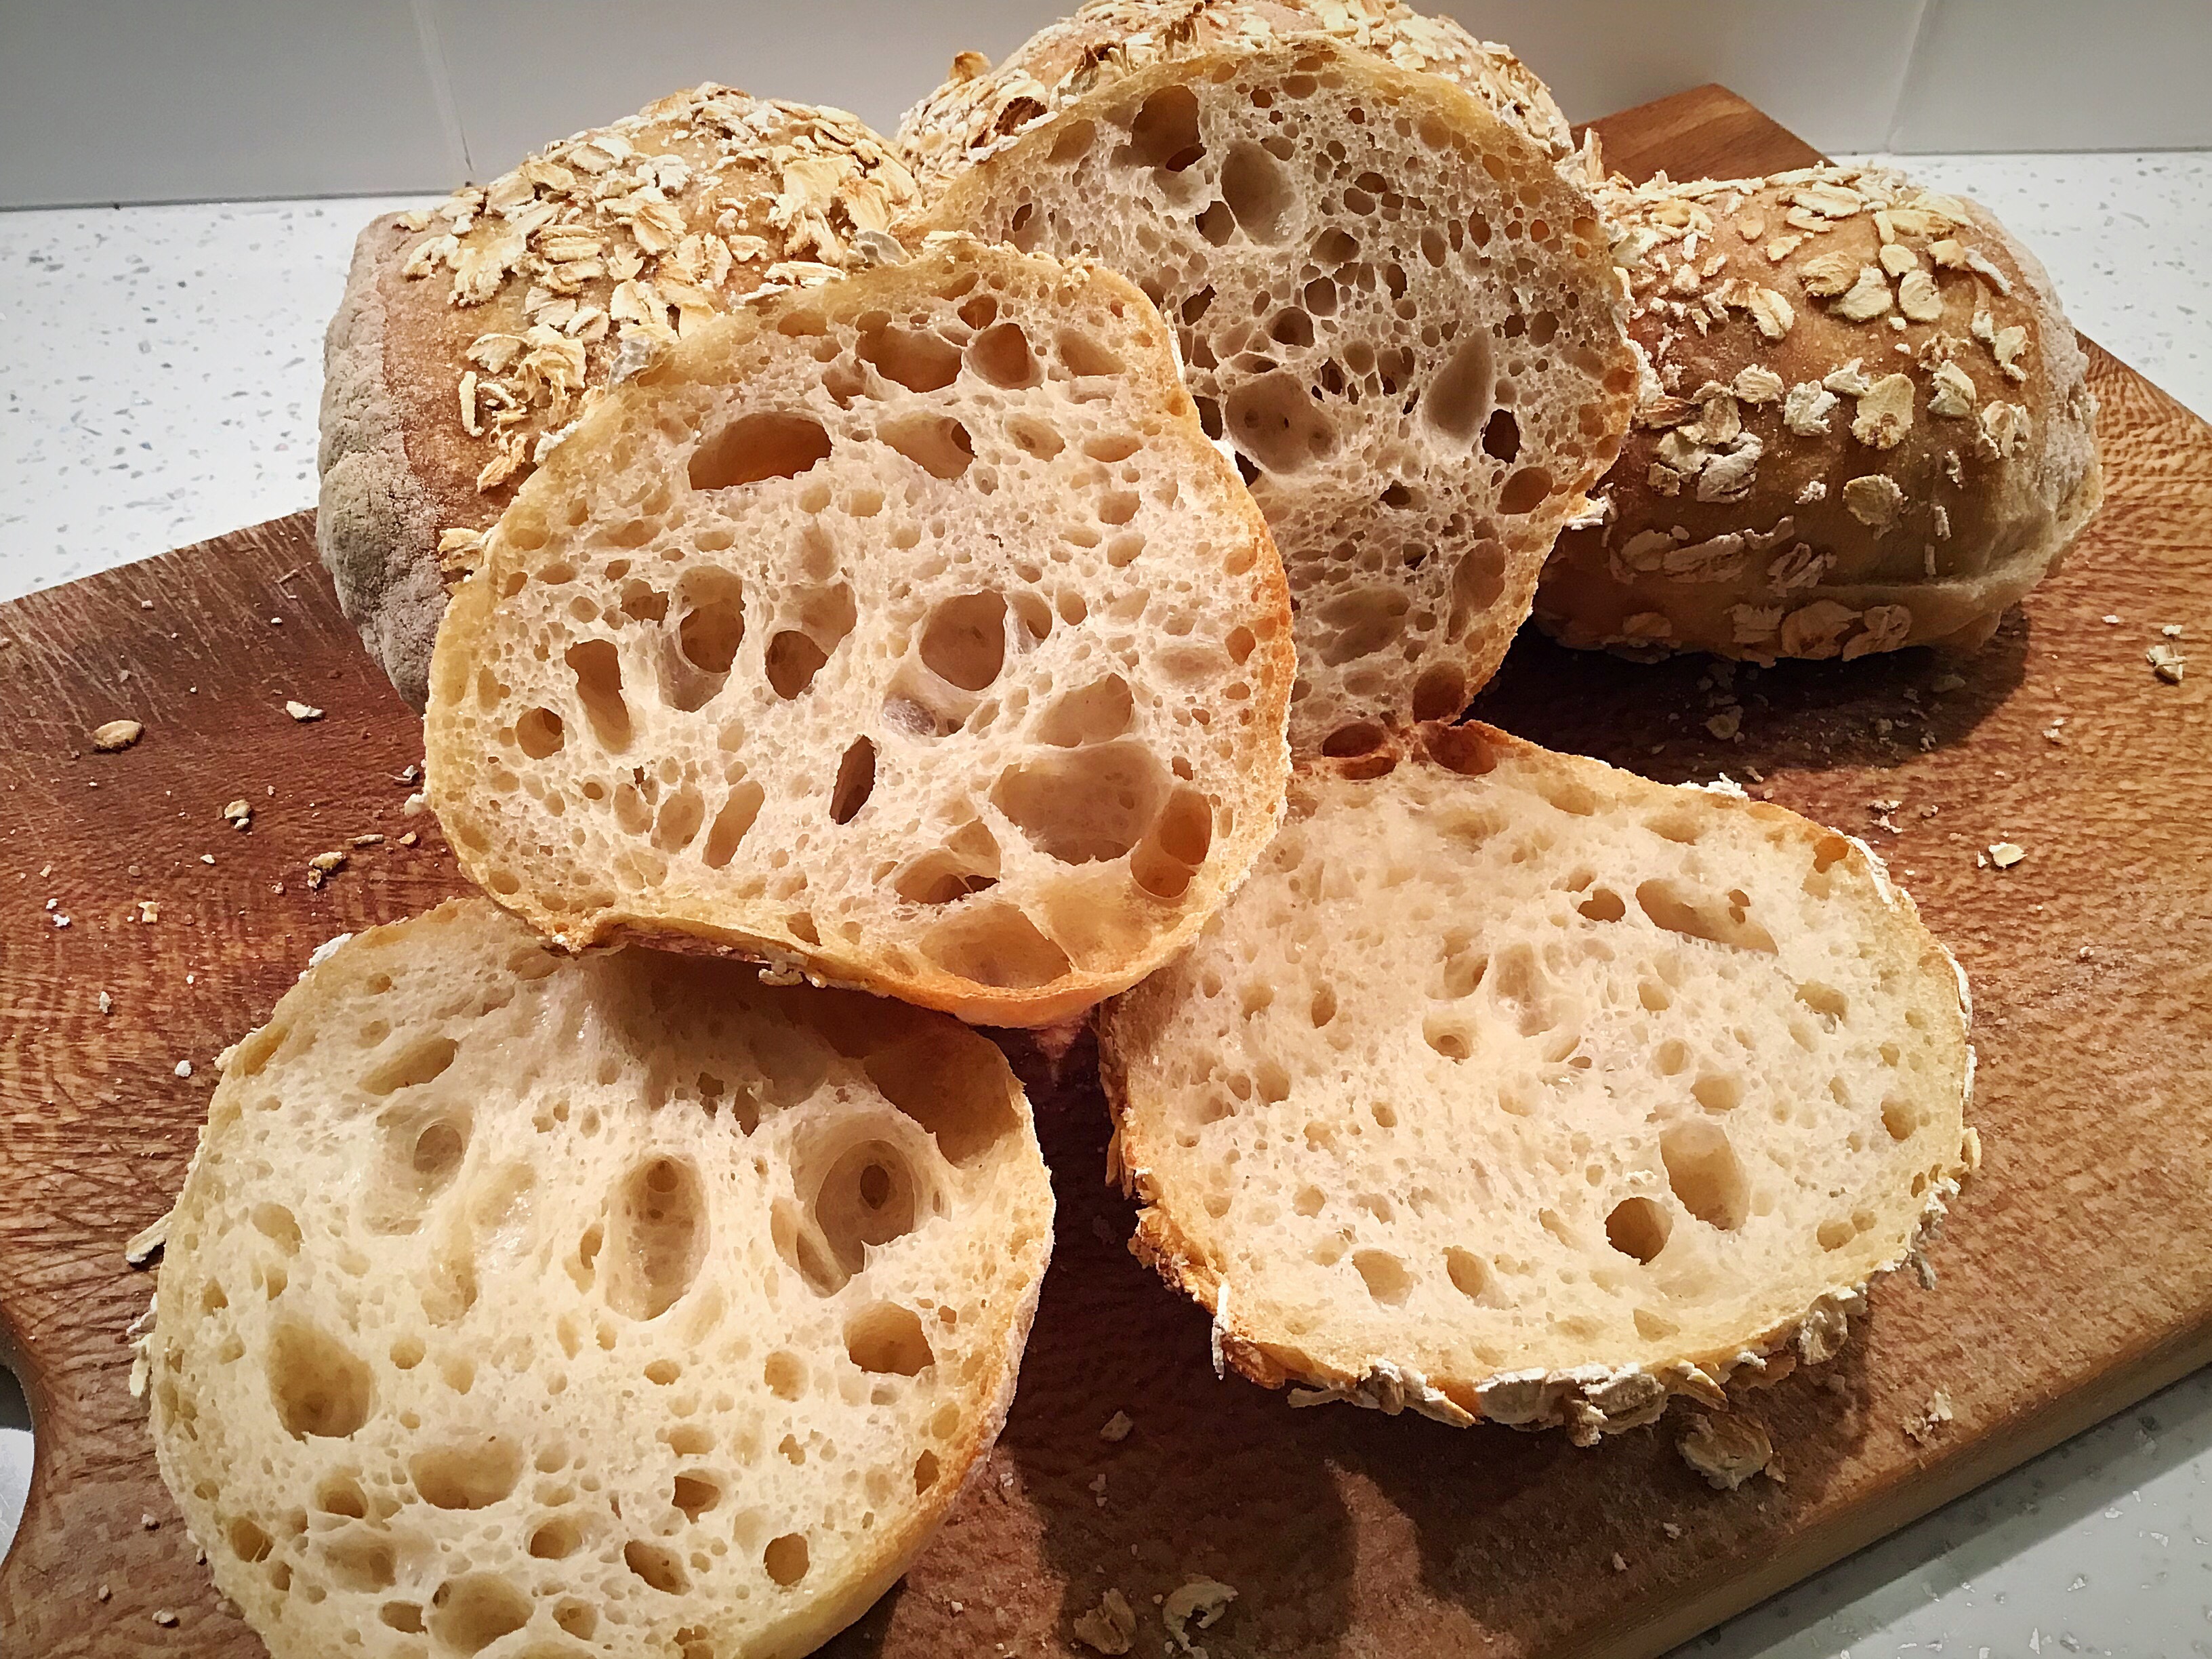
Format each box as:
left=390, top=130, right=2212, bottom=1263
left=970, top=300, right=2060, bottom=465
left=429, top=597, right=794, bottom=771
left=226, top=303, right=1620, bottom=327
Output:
left=1099, top=1410, right=1134, bottom=1443
left=1678, top=1412, right=1782, bottom=1490
left=1072, top=1588, right=1138, bottom=1654
left=2147, top=642, right=2186, bottom=684
left=1162, top=1580, right=1237, bottom=1657
left=1904, top=1389, right=1957, bottom=1444
left=91, top=719, right=144, bottom=752
left=125, top=1209, right=172, bottom=1268
left=284, top=699, right=325, bottom=722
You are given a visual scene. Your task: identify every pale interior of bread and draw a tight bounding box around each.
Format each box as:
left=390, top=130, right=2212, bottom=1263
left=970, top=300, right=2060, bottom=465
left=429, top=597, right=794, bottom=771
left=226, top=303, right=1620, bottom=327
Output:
left=428, top=245, right=1291, bottom=1027
left=915, top=42, right=1631, bottom=754
left=1109, top=732, right=1969, bottom=1397
left=147, top=900, right=1053, bottom=1659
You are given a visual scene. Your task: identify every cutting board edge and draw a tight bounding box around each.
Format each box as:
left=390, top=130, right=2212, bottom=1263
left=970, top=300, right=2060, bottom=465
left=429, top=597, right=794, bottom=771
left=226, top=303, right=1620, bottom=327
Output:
left=1591, top=1317, right=2212, bottom=1659
left=5, top=81, right=2209, bottom=1659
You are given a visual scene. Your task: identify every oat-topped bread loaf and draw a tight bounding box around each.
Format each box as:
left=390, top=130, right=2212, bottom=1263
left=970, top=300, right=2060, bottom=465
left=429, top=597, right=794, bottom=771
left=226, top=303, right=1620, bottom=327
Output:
left=426, top=239, right=1294, bottom=1028
left=144, top=899, right=1054, bottom=1659
left=319, top=85, right=921, bottom=708
left=897, top=7, right=1636, bottom=756
left=1537, top=163, right=2101, bottom=662
left=1101, top=724, right=1977, bottom=1441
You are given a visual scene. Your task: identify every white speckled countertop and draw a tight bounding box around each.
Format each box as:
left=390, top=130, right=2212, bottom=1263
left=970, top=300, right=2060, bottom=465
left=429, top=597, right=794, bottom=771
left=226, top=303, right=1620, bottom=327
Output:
left=2, top=152, right=2209, bottom=1655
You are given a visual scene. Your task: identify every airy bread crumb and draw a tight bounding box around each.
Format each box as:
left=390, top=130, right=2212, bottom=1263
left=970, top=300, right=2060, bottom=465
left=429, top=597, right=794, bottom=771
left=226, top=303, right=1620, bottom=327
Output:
left=426, top=240, right=1294, bottom=1027
left=146, top=898, right=1054, bottom=1659
left=1103, top=724, right=1974, bottom=1439
left=901, top=18, right=1633, bottom=754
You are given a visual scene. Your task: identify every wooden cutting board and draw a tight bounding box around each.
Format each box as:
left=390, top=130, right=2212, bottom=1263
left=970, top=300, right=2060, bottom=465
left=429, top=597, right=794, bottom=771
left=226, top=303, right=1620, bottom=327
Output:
left=3, top=85, right=2207, bottom=1659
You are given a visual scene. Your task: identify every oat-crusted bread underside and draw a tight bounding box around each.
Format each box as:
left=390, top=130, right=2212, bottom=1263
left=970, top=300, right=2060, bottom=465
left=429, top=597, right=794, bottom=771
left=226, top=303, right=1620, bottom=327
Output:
left=317, top=85, right=921, bottom=709
left=144, top=899, right=1054, bottom=1659
left=426, top=241, right=1294, bottom=1027
left=1101, top=725, right=1976, bottom=1441
left=901, top=25, right=1635, bottom=756
left=1538, top=163, right=2100, bottom=663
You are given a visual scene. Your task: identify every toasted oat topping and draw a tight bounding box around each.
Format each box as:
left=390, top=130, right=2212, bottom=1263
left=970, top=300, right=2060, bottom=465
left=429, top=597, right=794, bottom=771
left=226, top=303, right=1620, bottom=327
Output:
left=1903, top=1388, right=1957, bottom=1443
left=398, top=86, right=920, bottom=501
left=1072, top=1588, right=1139, bottom=1654
left=1851, top=373, right=1915, bottom=449
left=1162, top=1578, right=1237, bottom=1655
left=1927, top=359, right=1979, bottom=419
left=1581, top=161, right=2062, bottom=662
left=1842, top=473, right=1906, bottom=530
left=1677, top=1411, right=1778, bottom=1490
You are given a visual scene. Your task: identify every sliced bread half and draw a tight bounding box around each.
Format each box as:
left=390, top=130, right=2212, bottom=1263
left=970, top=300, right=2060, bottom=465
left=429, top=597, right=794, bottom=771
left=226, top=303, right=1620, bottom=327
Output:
left=1100, top=724, right=1976, bottom=1441
left=899, top=18, right=1636, bottom=755
left=319, top=85, right=922, bottom=708
left=425, top=238, right=1294, bottom=1028
left=145, top=897, right=1053, bottom=1659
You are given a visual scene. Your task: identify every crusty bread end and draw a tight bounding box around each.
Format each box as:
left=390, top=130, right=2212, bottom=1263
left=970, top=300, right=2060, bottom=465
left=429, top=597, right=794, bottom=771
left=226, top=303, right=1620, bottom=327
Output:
left=147, top=898, right=1054, bottom=1658
left=1101, top=724, right=1975, bottom=1441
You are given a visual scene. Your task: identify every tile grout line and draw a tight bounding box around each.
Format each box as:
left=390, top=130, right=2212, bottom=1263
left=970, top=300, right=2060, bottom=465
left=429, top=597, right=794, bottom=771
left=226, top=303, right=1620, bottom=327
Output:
left=408, top=0, right=472, bottom=183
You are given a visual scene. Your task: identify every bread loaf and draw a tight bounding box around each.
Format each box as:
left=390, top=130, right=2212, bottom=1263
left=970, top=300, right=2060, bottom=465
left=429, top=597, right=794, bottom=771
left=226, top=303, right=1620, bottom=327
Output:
left=144, top=898, right=1054, bottom=1658
left=1536, top=163, right=2101, bottom=661
left=319, top=85, right=921, bottom=708
left=1100, top=724, right=1976, bottom=1441
left=898, top=7, right=1635, bottom=755
left=426, top=239, right=1294, bottom=1028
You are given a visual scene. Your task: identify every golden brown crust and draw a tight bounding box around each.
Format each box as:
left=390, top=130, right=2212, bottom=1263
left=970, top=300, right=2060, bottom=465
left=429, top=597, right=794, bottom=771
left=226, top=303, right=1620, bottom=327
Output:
left=316, top=86, right=920, bottom=706
left=895, top=0, right=1572, bottom=200
left=1537, top=164, right=2102, bottom=662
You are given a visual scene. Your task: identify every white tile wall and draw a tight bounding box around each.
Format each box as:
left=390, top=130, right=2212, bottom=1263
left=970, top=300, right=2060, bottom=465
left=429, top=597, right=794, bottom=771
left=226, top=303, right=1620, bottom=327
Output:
left=0, top=0, right=462, bottom=207
left=1437, top=0, right=1927, bottom=154
left=428, top=0, right=1061, bottom=176
left=1889, top=0, right=2212, bottom=152
left=0, top=3, right=2205, bottom=209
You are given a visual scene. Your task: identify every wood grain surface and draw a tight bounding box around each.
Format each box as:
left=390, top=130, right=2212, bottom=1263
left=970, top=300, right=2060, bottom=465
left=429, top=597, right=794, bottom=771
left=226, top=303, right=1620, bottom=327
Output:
left=3, top=85, right=2208, bottom=1659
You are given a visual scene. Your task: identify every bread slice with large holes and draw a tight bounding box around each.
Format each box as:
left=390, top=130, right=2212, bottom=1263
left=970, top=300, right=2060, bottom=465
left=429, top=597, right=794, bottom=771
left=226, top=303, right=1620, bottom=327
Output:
left=1100, top=723, right=1976, bottom=1442
left=425, top=238, right=1294, bottom=1028
left=144, top=897, right=1053, bottom=1659
left=897, top=9, right=1637, bottom=755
